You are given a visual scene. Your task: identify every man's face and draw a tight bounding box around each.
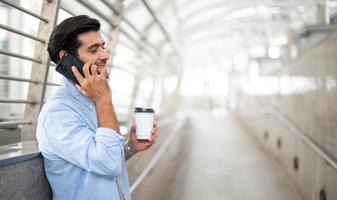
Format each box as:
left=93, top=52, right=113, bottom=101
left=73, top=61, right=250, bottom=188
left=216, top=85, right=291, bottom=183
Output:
left=77, top=31, right=109, bottom=74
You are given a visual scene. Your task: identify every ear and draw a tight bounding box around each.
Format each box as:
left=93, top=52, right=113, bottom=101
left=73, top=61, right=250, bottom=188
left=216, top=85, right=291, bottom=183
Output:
left=59, top=50, right=66, bottom=59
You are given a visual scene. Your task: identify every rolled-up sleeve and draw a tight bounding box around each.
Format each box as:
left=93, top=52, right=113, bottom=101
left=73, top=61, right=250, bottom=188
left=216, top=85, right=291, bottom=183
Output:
left=43, top=106, right=125, bottom=178
left=95, top=127, right=124, bottom=148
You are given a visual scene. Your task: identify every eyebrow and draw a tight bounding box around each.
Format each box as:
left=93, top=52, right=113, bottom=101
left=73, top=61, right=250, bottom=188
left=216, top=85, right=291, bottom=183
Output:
left=87, top=42, right=105, bottom=51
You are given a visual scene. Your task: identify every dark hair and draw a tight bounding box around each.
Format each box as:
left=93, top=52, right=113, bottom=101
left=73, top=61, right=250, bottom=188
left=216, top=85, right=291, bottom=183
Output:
left=47, top=15, right=100, bottom=64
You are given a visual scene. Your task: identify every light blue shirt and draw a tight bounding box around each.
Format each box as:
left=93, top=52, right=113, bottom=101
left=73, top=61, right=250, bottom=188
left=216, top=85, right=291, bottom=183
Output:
left=37, top=79, right=130, bottom=200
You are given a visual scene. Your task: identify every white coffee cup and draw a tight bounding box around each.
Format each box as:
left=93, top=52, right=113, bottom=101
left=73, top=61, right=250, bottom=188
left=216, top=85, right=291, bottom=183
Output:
left=134, top=107, right=155, bottom=140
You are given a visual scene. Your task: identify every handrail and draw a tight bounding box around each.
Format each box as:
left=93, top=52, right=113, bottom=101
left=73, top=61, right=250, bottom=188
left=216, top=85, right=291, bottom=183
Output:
left=46, top=82, right=60, bottom=87
left=242, top=98, right=337, bottom=171
left=0, top=75, right=60, bottom=86
left=0, top=141, right=39, bottom=167
left=0, top=24, right=46, bottom=43
left=0, top=120, right=31, bottom=128
left=270, top=108, right=337, bottom=171
left=0, top=75, right=39, bottom=84
left=0, top=0, right=49, bottom=23
left=130, top=115, right=185, bottom=193
left=0, top=49, right=42, bottom=64
left=0, top=98, right=36, bottom=104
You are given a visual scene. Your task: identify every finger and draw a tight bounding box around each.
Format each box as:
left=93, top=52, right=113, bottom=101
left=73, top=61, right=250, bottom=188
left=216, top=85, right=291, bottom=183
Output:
left=75, top=84, right=88, bottom=96
left=146, top=142, right=153, bottom=147
left=150, top=131, right=157, bottom=138
left=148, top=133, right=157, bottom=141
left=152, top=122, right=158, bottom=128
left=99, top=68, right=107, bottom=78
left=151, top=126, right=158, bottom=134
left=91, top=64, right=98, bottom=76
left=105, top=69, right=109, bottom=79
left=72, top=66, right=85, bottom=85
left=153, top=121, right=158, bottom=128
left=149, top=135, right=157, bottom=142
left=148, top=136, right=154, bottom=142
left=82, top=62, right=91, bottom=78
left=131, top=122, right=136, bottom=132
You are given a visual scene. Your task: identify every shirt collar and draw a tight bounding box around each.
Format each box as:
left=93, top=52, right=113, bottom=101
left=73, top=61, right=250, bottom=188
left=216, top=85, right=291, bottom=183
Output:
left=60, top=79, right=95, bottom=110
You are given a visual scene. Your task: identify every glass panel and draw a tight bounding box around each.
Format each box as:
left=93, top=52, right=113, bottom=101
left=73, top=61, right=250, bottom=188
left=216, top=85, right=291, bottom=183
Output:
left=109, top=68, right=135, bottom=95
left=123, top=3, right=153, bottom=32
left=146, top=26, right=164, bottom=45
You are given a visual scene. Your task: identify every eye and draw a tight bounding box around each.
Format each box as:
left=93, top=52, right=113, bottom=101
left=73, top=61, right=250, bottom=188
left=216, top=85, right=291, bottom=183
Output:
left=90, top=48, right=98, bottom=53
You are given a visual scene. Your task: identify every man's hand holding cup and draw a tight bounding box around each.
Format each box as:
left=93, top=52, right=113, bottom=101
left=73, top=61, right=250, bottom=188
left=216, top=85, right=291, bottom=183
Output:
left=128, top=107, right=157, bottom=153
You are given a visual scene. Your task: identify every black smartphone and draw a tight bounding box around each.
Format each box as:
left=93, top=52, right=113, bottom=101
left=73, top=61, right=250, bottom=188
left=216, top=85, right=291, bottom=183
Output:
left=55, top=51, right=84, bottom=85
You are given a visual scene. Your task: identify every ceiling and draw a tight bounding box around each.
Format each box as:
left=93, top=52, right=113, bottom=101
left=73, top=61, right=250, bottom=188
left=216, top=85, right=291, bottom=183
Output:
left=122, top=0, right=337, bottom=71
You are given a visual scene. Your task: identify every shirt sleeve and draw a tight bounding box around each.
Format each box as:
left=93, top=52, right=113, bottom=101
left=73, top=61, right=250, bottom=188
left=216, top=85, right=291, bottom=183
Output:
left=42, top=105, right=125, bottom=178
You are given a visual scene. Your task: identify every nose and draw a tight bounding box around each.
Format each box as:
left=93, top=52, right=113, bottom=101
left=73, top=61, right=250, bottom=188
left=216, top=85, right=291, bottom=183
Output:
left=99, top=48, right=109, bottom=61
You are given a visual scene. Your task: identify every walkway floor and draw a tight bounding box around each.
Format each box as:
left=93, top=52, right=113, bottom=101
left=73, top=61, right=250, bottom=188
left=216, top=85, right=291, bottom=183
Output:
left=163, top=112, right=303, bottom=200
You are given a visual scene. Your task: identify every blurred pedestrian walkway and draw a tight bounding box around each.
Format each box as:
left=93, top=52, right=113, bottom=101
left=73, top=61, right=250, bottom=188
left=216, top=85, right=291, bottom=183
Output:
left=163, top=112, right=304, bottom=200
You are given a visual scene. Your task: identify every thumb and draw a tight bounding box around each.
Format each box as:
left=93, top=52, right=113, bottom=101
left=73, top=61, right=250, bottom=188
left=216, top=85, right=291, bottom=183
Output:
left=131, top=122, right=136, bottom=131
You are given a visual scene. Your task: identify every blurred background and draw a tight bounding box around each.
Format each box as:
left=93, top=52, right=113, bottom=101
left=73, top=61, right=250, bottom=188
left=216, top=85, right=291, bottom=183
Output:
left=0, top=0, right=337, bottom=199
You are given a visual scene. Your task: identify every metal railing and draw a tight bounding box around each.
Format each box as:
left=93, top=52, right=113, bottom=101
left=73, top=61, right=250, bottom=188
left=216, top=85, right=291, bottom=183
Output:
left=0, top=75, right=39, bottom=84
left=241, top=98, right=337, bottom=171
left=0, top=120, right=31, bottom=128
left=270, top=107, right=337, bottom=171
left=0, top=2, right=38, bottom=128
left=0, top=0, right=49, bottom=22
left=0, top=49, right=42, bottom=64
left=0, top=24, right=46, bottom=43
left=0, top=99, right=35, bottom=104
left=0, top=0, right=61, bottom=140
left=0, top=75, right=59, bottom=87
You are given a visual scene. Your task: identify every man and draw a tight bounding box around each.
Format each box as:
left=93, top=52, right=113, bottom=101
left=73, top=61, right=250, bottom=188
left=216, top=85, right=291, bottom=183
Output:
left=36, top=15, right=157, bottom=200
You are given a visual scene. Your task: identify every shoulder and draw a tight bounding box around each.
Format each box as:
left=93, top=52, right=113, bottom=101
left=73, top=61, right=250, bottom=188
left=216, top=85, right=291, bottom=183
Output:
left=39, top=93, right=83, bottom=123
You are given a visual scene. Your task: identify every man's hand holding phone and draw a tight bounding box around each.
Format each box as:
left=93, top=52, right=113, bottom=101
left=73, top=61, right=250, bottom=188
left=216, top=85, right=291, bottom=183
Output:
left=71, top=62, right=111, bottom=103
left=72, top=62, right=120, bottom=133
